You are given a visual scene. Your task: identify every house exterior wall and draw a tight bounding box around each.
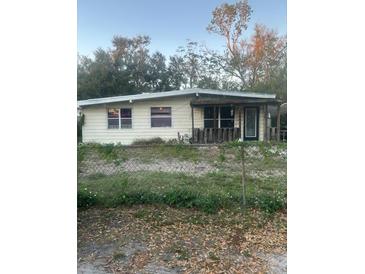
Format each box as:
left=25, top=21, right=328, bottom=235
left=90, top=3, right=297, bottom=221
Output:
left=82, top=96, right=194, bottom=145
left=193, top=107, right=203, bottom=129
left=81, top=95, right=267, bottom=144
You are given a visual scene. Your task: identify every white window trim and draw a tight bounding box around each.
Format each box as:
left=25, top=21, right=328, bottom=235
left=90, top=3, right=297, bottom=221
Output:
left=107, top=108, right=120, bottom=129
left=120, top=108, right=132, bottom=129
left=107, top=108, right=133, bottom=129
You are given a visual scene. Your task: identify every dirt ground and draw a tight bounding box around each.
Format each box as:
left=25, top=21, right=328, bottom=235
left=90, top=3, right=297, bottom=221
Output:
left=78, top=144, right=287, bottom=179
left=78, top=206, right=286, bottom=274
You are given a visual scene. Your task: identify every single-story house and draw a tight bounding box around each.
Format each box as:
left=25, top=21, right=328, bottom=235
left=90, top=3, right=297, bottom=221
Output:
left=78, top=88, right=281, bottom=145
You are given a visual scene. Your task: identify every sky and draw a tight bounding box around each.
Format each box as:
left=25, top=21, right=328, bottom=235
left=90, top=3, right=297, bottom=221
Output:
left=78, top=0, right=286, bottom=59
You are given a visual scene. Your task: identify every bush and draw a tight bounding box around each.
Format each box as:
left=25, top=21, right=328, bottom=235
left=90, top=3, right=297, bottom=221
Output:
left=77, top=171, right=287, bottom=214
left=77, top=189, right=99, bottom=208
left=131, top=137, right=166, bottom=145
left=247, top=190, right=286, bottom=214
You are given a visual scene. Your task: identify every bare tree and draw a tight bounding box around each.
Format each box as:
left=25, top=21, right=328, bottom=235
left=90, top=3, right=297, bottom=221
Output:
left=207, top=0, right=252, bottom=86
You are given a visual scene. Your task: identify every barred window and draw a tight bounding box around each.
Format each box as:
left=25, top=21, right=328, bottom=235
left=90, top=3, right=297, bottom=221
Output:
left=107, top=108, right=132, bottom=129
left=151, top=107, right=171, bottom=127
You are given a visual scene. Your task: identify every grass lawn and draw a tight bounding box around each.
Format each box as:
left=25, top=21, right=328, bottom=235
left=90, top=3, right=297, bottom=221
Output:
left=78, top=171, right=286, bottom=214
left=78, top=142, right=287, bottom=214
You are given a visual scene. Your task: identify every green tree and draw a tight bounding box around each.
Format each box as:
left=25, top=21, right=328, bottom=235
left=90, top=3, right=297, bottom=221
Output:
left=167, top=55, right=186, bottom=90
left=111, top=35, right=151, bottom=92
left=147, top=51, right=171, bottom=91
left=77, top=49, right=118, bottom=99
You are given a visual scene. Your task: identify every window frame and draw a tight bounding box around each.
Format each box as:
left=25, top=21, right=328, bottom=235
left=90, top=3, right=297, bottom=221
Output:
left=107, top=108, right=133, bottom=129
left=150, top=107, right=172, bottom=128
left=120, top=108, right=132, bottom=129
left=107, top=108, right=120, bottom=129
left=203, top=106, right=218, bottom=129
left=219, top=106, right=235, bottom=128
left=203, top=106, right=235, bottom=129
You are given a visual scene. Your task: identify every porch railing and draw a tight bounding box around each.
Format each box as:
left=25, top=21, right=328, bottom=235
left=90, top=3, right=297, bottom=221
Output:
left=192, top=128, right=241, bottom=144
left=270, top=127, right=287, bottom=142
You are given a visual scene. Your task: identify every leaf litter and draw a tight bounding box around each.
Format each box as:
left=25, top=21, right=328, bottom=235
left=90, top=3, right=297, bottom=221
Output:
left=78, top=205, right=286, bottom=273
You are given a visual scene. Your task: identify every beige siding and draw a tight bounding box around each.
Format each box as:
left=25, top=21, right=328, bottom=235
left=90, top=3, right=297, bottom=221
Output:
left=259, top=105, right=265, bottom=141
left=193, top=107, right=204, bottom=128
left=82, top=96, right=193, bottom=145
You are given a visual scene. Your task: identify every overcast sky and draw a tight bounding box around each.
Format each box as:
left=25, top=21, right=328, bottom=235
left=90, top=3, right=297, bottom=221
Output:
left=78, top=0, right=287, bottom=58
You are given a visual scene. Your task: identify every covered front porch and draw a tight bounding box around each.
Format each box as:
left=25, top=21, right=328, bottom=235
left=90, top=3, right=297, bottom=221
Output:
left=190, top=97, right=281, bottom=144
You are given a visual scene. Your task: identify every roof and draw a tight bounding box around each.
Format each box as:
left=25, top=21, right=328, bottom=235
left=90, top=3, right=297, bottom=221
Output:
left=268, top=103, right=287, bottom=115
left=78, top=88, right=276, bottom=107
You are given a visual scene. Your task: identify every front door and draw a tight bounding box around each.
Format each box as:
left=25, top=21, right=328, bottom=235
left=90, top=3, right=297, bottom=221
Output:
left=244, top=107, right=259, bottom=140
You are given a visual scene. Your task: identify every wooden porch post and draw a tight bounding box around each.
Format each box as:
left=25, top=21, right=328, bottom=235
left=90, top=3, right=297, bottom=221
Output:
left=238, top=106, right=242, bottom=140
left=241, top=105, right=245, bottom=140
left=276, top=103, right=281, bottom=141
left=264, top=104, right=268, bottom=142
left=213, top=106, right=217, bottom=128
left=213, top=106, right=217, bottom=143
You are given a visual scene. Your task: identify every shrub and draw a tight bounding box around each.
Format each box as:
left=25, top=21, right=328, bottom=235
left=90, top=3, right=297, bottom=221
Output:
left=165, top=138, right=179, bottom=145
left=131, top=137, right=166, bottom=145
left=77, top=189, right=98, bottom=208
left=96, top=143, right=118, bottom=160
left=194, top=194, right=221, bottom=214
left=163, top=188, right=197, bottom=208
left=247, top=191, right=286, bottom=214
left=77, top=143, right=86, bottom=162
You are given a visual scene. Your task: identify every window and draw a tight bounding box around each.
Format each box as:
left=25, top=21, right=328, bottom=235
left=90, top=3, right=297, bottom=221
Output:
left=107, top=108, right=132, bottom=129
left=107, top=108, right=119, bottom=129
left=120, top=108, right=132, bottom=128
left=204, top=106, right=234, bottom=128
left=151, top=107, right=171, bottom=127
left=204, top=106, right=218, bottom=128
left=220, top=106, right=235, bottom=128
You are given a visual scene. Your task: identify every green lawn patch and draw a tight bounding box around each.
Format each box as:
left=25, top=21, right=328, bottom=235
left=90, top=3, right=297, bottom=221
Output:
left=78, top=171, right=286, bottom=214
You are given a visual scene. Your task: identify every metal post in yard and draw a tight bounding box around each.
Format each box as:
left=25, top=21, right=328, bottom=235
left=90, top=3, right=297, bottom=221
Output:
left=240, top=142, right=246, bottom=209
left=191, top=105, right=194, bottom=142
